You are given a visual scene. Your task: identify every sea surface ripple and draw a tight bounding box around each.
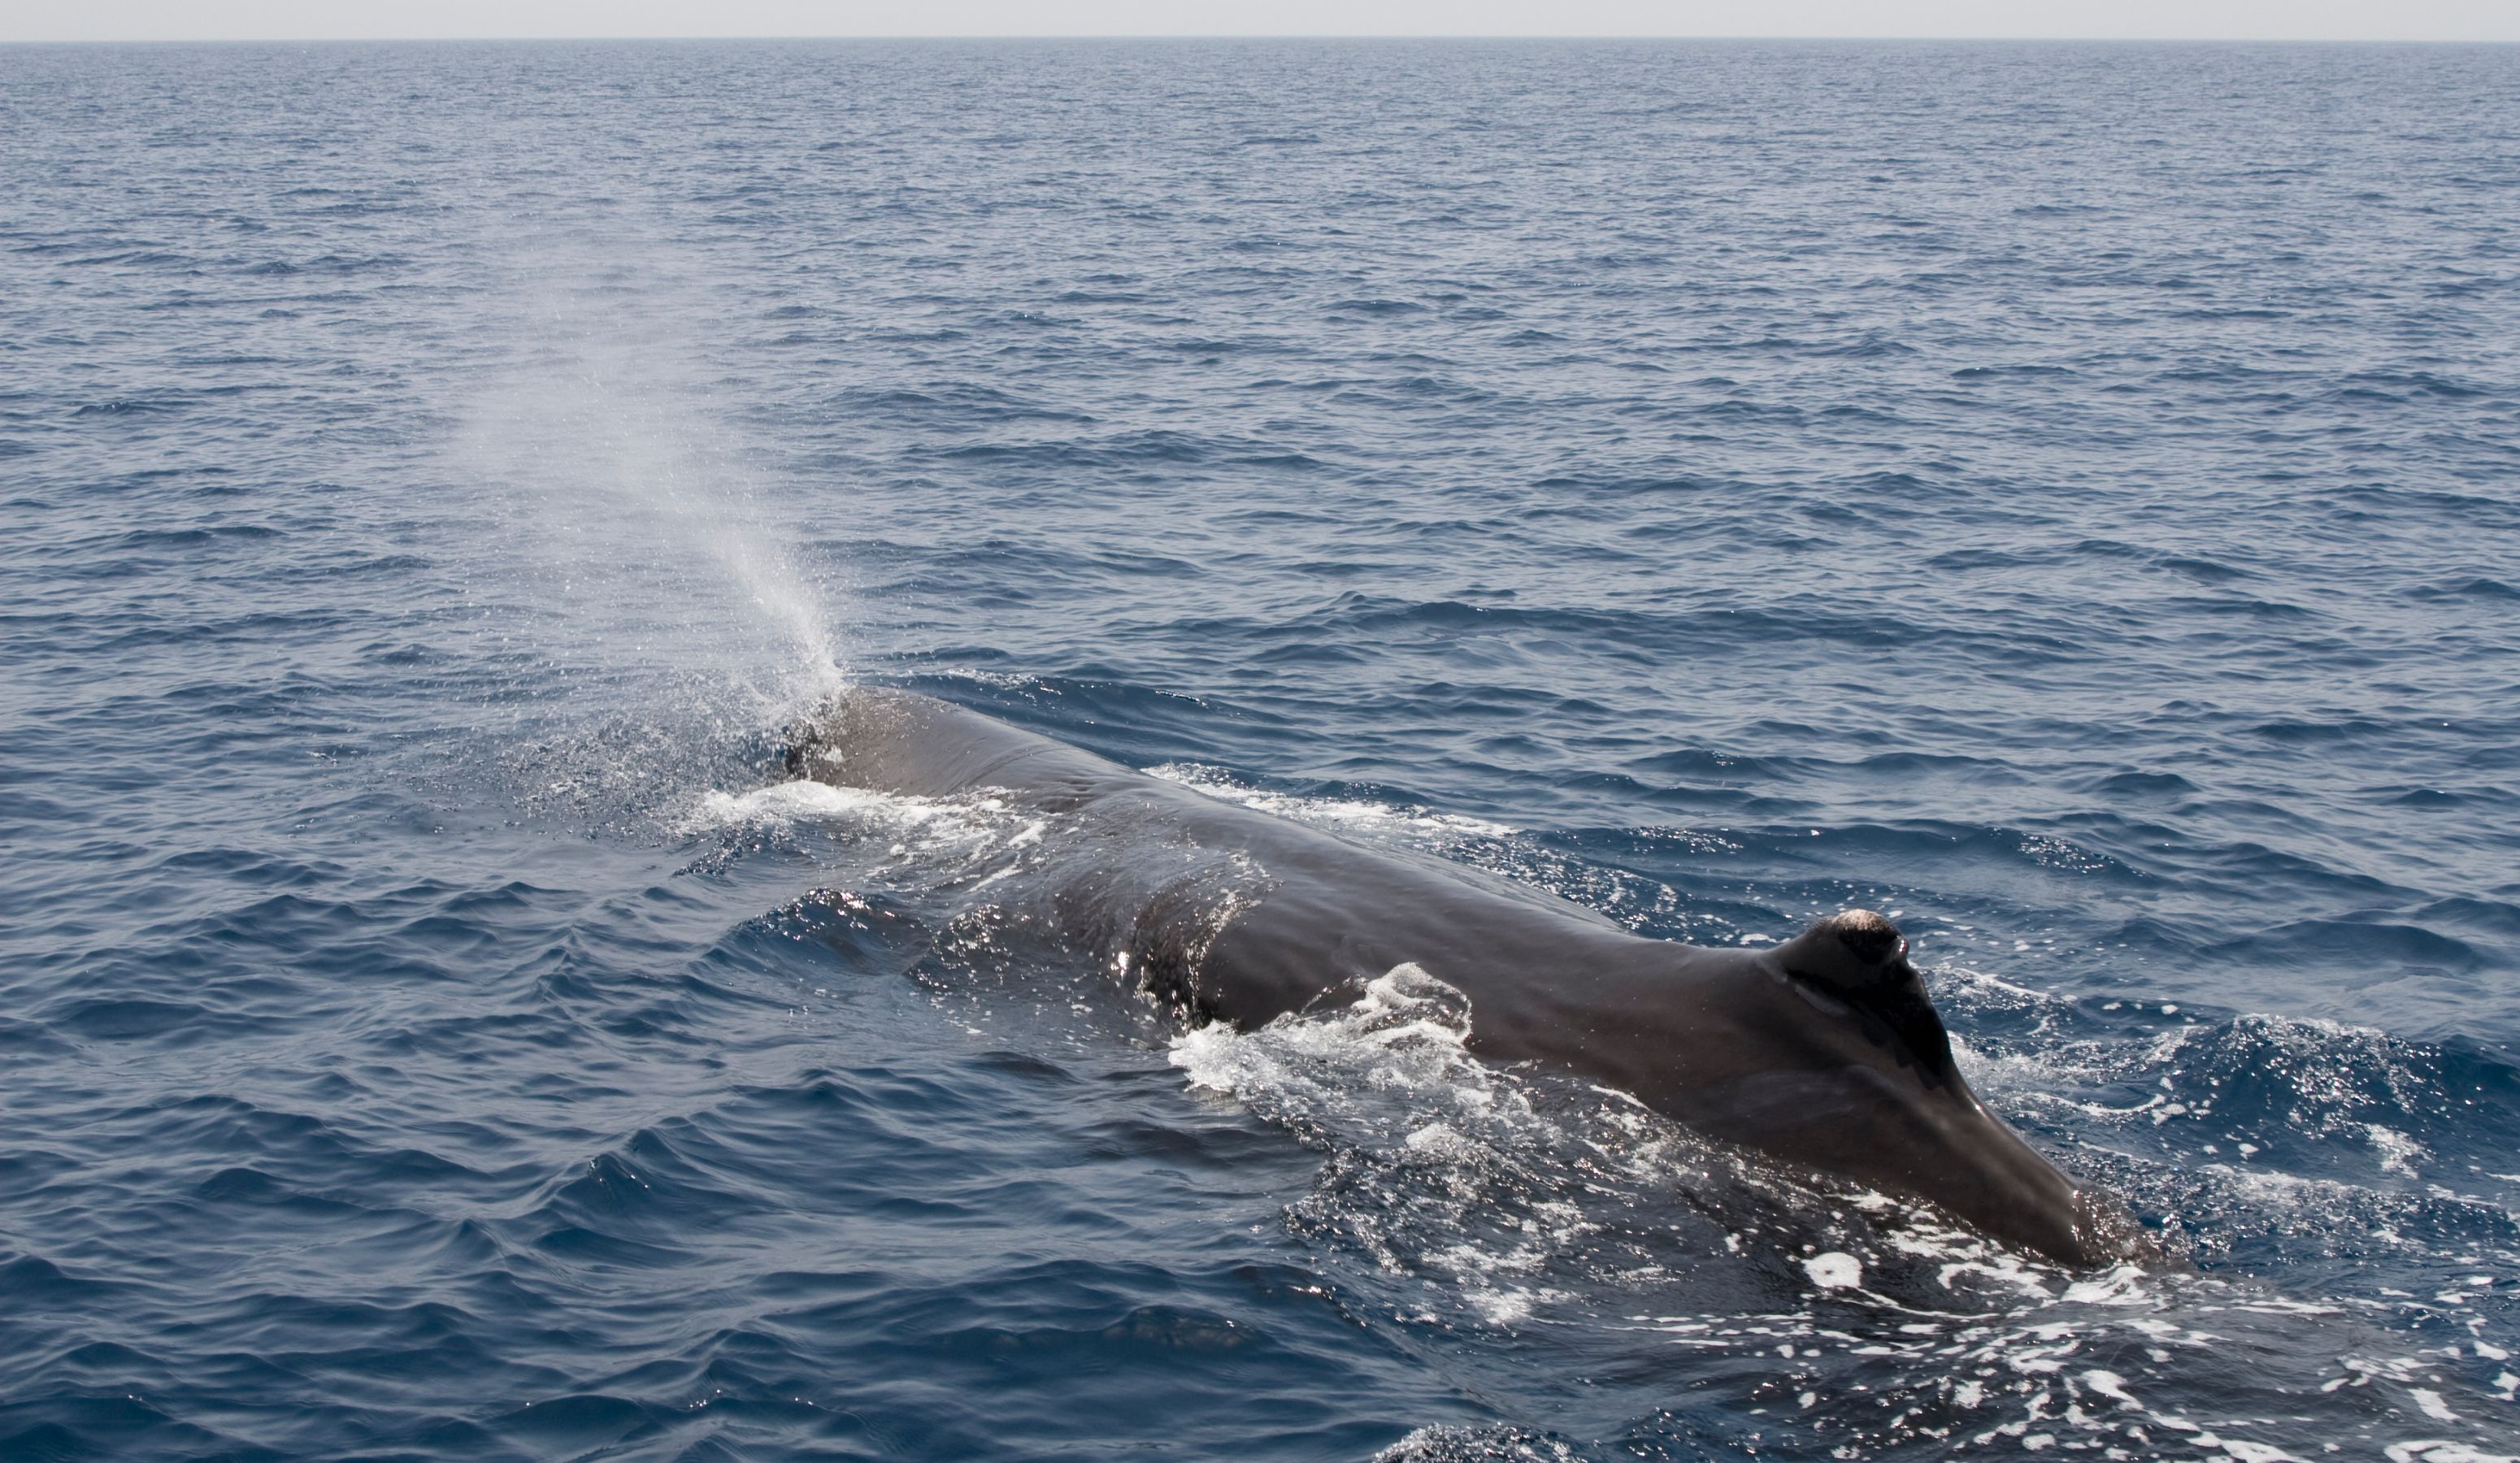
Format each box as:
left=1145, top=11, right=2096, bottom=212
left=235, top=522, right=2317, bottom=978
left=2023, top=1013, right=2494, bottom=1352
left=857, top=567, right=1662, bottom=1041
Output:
left=3, top=38, right=2519, bottom=1461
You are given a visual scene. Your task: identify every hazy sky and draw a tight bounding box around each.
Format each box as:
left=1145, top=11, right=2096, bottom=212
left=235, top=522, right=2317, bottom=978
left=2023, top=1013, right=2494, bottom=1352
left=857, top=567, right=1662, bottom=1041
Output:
left=8, top=0, right=2517, bottom=44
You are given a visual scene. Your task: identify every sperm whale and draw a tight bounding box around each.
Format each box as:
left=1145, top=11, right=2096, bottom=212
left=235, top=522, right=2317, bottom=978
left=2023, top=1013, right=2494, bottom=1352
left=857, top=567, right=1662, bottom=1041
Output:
left=784, top=687, right=2149, bottom=1267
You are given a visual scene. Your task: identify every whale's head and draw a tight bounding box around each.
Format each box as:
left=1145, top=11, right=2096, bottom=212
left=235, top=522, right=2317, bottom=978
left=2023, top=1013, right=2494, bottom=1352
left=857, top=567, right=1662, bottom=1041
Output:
left=1699, top=910, right=2149, bottom=1268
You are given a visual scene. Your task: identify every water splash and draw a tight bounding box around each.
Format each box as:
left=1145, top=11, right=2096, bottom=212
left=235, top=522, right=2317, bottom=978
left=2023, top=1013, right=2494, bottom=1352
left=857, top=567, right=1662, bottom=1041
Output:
left=443, top=222, right=849, bottom=830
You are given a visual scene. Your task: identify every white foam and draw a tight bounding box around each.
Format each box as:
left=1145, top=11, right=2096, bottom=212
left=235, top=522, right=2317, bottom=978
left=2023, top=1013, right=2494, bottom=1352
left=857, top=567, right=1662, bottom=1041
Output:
left=1171, top=962, right=1627, bottom=1321
left=685, top=779, right=905, bottom=828
left=1145, top=763, right=1517, bottom=840
left=2387, top=1445, right=2520, bottom=1463
left=683, top=779, right=973, bottom=832
left=2369, top=1123, right=2429, bottom=1180
left=1173, top=963, right=1475, bottom=1099
left=1374, top=1425, right=1577, bottom=1462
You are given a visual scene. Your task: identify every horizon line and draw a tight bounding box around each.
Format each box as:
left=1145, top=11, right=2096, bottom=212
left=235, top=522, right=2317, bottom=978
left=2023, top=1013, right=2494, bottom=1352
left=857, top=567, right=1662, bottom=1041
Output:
left=9, top=32, right=2519, bottom=45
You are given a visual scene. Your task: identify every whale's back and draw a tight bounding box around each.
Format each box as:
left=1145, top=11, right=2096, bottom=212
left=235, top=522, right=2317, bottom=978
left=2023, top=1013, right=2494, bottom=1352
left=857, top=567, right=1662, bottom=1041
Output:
left=782, top=687, right=2146, bottom=1267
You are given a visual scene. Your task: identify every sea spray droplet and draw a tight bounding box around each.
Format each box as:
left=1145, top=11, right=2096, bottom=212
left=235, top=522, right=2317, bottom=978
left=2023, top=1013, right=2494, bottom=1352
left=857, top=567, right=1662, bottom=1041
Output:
left=1804, top=1252, right=1861, bottom=1290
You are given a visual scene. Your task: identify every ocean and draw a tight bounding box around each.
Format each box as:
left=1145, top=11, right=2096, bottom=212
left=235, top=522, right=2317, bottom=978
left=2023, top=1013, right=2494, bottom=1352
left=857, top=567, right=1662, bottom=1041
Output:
left=3, top=37, right=2518, bottom=1460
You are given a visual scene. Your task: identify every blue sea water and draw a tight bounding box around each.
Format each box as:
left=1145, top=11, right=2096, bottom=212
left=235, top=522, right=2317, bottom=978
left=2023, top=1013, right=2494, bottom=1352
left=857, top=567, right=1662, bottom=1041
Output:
left=3, top=36, right=2520, bottom=1460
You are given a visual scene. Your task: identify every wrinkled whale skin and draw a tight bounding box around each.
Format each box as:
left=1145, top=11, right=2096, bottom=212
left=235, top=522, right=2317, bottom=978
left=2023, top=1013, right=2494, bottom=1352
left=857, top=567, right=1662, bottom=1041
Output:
left=787, top=687, right=2147, bottom=1268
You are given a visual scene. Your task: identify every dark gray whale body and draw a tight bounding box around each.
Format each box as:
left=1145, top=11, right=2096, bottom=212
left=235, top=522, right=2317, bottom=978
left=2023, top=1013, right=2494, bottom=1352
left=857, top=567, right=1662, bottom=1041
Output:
left=787, top=688, right=2148, bottom=1268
